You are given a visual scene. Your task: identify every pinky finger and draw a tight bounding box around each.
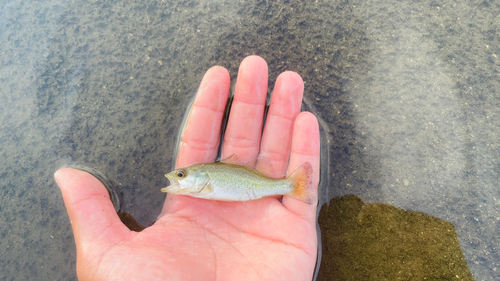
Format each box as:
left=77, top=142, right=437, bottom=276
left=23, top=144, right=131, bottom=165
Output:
left=282, top=112, right=320, bottom=219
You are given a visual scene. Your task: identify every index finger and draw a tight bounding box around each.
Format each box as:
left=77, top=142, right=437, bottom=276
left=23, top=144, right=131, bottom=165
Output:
left=161, top=66, right=230, bottom=215
left=175, top=66, right=230, bottom=168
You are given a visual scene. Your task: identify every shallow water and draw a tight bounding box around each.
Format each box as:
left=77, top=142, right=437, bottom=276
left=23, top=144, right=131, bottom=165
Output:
left=1, top=0, right=499, bottom=280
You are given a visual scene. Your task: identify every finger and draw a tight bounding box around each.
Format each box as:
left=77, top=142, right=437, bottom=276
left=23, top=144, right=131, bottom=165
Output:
left=257, top=71, right=304, bottom=177
left=221, top=55, right=268, bottom=163
left=162, top=66, right=230, bottom=215
left=55, top=168, right=130, bottom=251
left=282, top=112, right=320, bottom=218
left=176, top=66, right=230, bottom=168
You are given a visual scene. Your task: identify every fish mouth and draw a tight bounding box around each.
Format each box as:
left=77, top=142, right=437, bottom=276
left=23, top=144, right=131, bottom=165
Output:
left=161, top=173, right=179, bottom=193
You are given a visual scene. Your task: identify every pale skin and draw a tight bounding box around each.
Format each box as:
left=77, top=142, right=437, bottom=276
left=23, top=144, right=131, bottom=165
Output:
left=55, top=55, right=321, bottom=281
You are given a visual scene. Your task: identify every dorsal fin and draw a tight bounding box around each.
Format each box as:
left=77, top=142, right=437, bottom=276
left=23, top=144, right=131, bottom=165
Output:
left=219, top=154, right=256, bottom=167
left=220, top=154, right=242, bottom=165
left=254, top=156, right=278, bottom=177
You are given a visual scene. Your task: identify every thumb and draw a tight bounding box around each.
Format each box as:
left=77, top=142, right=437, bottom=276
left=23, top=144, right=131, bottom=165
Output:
left=55, top=168, right=131, bottom=253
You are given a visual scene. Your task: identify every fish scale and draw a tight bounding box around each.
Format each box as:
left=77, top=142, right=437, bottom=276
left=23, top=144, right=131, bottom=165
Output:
left=203, top=163, right=293, bottom=201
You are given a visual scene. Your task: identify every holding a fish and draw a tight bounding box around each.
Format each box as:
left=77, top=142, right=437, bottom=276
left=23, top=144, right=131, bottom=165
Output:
left=162, top=155, right=315, bottom=204
left=55, top=56, right=320, bottom=281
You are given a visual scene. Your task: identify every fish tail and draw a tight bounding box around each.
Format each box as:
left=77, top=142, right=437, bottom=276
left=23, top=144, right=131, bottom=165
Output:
left=287, top=162, right=315, bottom=204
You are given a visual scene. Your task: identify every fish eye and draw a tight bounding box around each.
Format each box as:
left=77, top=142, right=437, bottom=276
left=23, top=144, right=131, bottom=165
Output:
left=175, top=170, right=187, bottom=178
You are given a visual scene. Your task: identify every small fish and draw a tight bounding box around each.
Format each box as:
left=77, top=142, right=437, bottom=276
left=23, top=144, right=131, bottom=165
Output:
left=161, top=157, right=315, bottom=204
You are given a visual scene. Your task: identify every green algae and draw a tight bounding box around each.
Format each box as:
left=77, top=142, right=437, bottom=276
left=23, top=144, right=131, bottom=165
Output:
left=317, top=195, right=474, bottom=281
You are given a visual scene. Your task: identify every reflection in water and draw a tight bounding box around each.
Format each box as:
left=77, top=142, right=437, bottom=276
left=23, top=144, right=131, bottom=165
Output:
left=317, top=195, right=474, bottom=280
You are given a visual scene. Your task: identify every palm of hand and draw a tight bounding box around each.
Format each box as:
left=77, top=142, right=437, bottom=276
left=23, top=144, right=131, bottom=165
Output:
left=85, top=197, right=316, bottom=280
left=56, top=56, right=320, bottom=281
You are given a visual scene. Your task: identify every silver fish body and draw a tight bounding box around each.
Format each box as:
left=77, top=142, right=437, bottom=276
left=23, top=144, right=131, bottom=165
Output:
left=161, top=161, right=314, bottom=204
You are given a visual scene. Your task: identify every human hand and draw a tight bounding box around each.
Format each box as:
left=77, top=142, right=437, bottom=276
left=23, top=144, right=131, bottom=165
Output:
left=55, top=55, right=320, bottom=280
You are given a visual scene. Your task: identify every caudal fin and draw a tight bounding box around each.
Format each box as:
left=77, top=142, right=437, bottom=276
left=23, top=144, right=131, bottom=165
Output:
left=287, top=162, right=315, bottom=204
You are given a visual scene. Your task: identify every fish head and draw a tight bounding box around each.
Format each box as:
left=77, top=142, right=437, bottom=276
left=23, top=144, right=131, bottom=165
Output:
left=161, top=165, right=211, bottom=195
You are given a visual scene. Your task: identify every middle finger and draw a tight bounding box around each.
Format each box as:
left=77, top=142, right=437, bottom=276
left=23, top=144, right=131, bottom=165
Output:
left=221, top=56, right=268, bottom=162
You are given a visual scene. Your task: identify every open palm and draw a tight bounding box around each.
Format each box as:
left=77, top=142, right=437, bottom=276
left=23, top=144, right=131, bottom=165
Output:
left=55, top=56, right=320, bottom=280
